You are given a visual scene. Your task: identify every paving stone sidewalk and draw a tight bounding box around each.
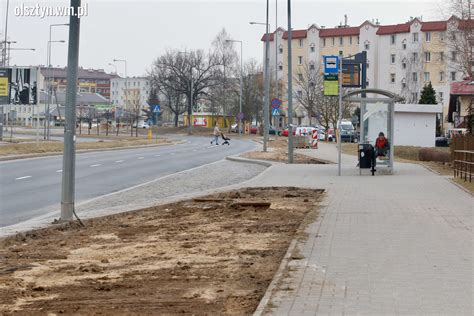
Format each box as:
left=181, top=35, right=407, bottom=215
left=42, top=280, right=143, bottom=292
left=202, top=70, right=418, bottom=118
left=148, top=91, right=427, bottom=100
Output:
left=251, top=142, right=473, bottom=315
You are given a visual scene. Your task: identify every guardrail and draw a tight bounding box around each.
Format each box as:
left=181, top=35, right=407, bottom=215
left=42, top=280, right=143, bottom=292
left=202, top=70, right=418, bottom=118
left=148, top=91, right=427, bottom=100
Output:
left=453, top=150, right=474, bottom=182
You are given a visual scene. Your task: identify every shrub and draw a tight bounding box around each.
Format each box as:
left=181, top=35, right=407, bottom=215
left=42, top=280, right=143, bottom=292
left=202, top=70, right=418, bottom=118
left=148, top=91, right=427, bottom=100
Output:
left=419, top=148, right=451, bottom=163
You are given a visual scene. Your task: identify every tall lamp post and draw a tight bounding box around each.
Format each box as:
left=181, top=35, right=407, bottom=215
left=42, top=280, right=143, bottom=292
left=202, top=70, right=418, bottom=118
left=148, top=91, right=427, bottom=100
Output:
left=179, top=51, right=193, bottom=135
left=250, top=15, right=271, bottom=152
left=113, top=59, right=127, bottom=136
left=46, top=39, right=66, bottom=140
left=287, top=0, right=294, bottom=163
left=225, top=39, right=243, bottom=135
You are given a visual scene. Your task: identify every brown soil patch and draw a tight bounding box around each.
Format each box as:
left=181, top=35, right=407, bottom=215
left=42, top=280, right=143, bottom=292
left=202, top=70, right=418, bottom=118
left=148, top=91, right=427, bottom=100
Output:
left=243, top=139, right=325, bottom=164
left=0, top=187, right=323, bottom=315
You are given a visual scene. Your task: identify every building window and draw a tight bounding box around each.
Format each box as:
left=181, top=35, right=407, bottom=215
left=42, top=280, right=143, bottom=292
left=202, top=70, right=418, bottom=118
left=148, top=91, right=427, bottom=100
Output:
left=412, top=92, right=418, bottom=102
left=323, top=38, right=326, bottom=47
left=364, top=42, right=370, bottom=50
left=357, top=36, right=360, bottom=44
left=339, top=37, right=343, bottom=46
left=391, top=35, right=396, bottom=45
left=402, top=41, right=407, bottom=50
left=297, top=90, right=302, bottom=98
left=278, top=63, right=283, bottom=71
left=412, top=72, right=418, bottom=82
left=279, top=45, right=283, bottom=54
left=412, top=32, right=419, bottom=43
left=350, top=36, right=353, bottom=45
left=390, top=73, right=396, bottom=83
left=401, top=78, right=407, bottom=88
left=331, top=37, right=335, bottom=46
left=439, top=71, right=445, bottom=81
left=310, top=43, right=315, bottom=53
left=451, top=51, right=457, bottom=61
left=390, top=54, right=396, bottom=64
left=402, top=60, right=407, bottom=69
left=297, top=73, right=303, bottom=81
left=425, top=32, right=431, bottom=42
left=309, top=62, right=315, bottom=70
left=440, top=32, right=445, bottom=41
left=438, top=92, right=444, bottom=102
left=424, top=72, right=430, bottom=82
left=424, top=52, right=431, bottom=62
left=451, top=71, right=456, bottom=81
left=298, top=39, right=304, bottom=47
left=412, top=52, right=419, bottom=62
left=298, top=56, right=303, bottom=65
left=366, top=63, right=370, bottom=69
left=440, top=52, right=444, bottom=61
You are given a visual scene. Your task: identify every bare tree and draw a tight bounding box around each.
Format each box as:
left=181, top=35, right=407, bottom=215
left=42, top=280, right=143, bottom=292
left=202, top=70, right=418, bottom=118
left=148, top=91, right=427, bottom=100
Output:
left=294, top=62, right=324, bottom=126
left=400, top=45, right=423, bottom=103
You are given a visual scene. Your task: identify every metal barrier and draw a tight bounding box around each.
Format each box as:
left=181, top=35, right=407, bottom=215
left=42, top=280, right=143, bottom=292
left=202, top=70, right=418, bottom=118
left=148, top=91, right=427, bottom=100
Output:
left=453, top=150, right=474, bottom=182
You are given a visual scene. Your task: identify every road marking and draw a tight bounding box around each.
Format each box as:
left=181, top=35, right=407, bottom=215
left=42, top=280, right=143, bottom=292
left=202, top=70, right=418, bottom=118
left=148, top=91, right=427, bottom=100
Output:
left=15, top=176, right=32, bottom=180
left=90, top=164, right=101, bottom=167
left=193, top=149, right=198, bottom=152
left=154, top=154, right=161, bottom=157
left=56, top=169, right=62, bottom=173
left=137, top=157, right=145, bottom=160
left=115, top=160, right=124, bottom=163
left=170, top=152, right=176, bottom=155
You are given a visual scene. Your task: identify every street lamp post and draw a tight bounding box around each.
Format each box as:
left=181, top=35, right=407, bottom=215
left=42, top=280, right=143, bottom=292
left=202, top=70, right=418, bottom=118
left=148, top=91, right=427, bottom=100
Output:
left=46, top=39, right=66, bottom=140
left=108, top=62, right=117, bottom=74
left=225, top=39, right=243, bottom=135
left=113, top=59, right=127, bottom=136
left=250, top=14, right=271, bottom=152
left=287, top=0, right=294, bottom=163
left=179, top=51, right=193, bottom=135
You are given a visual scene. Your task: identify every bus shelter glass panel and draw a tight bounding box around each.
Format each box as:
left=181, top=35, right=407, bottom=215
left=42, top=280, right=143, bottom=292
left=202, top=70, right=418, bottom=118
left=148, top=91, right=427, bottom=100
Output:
left=361, top=101, right=391, bottom=144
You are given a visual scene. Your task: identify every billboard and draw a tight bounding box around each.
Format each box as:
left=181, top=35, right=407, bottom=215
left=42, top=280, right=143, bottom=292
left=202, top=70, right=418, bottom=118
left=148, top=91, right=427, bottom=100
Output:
left=0, top=68, right=10, bottom=104
left=8, top=67, right=38, bottom=105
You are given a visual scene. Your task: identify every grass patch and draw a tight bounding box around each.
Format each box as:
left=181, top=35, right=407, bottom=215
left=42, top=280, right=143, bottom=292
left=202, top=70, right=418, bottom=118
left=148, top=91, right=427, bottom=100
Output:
left=453, top=177, right=474, bottom=194
left=0, top=138, right=171, bottom=156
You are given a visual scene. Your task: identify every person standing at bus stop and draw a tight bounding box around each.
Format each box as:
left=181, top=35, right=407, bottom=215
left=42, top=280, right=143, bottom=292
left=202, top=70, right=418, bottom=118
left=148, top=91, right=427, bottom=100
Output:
left=211, top=122, right=221, bottom=145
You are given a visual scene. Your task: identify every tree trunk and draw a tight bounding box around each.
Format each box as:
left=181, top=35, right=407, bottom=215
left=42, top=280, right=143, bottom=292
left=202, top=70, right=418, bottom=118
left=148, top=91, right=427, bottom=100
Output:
left=174, top=113, right=179, bottom=127
left=115, top=118, right=120, bottom=136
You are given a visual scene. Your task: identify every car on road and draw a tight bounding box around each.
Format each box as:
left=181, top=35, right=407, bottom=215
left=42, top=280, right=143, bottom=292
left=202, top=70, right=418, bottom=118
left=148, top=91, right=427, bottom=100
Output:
left=133, top=121, right=150, bottom=129
left=250, top=125, right=258, bottom=134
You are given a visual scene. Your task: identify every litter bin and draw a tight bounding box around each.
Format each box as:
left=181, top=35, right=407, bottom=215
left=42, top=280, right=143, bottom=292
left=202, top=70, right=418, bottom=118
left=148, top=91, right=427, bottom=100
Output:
left=358, top=143, right=374, bottom=169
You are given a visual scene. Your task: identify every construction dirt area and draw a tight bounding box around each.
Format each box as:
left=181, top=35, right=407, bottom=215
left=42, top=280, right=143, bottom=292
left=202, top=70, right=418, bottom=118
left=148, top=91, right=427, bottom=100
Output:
left=242, top=138, right=328, bottom=164
left=0, top=187, right=323, bottom=315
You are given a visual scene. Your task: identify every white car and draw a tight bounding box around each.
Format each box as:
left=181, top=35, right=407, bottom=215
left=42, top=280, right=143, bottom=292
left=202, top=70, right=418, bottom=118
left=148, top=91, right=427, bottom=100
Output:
left=134, top=121, right=150, bottom=129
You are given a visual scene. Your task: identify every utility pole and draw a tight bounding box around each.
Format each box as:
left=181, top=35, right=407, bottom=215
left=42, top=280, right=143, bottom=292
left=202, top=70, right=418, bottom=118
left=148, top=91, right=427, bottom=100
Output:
left=263, top=0, right=270, bottom=152
left=2, top=0, right=9, bottom=67
left=337, top=50, right=343, bottom=176
left=287, top=0, right=294, bottom=163
left=60, top=0, right=81, bottom=222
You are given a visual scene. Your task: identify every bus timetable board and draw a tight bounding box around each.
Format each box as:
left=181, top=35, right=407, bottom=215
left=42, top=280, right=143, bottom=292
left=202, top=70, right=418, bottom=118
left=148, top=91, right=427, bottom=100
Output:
left=0, top=68, right=10, bottom=104
left=342, top=63, right=361, bottom=87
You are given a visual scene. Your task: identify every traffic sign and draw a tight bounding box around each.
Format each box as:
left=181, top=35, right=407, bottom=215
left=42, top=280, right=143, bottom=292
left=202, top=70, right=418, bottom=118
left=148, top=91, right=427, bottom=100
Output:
left=271, top=98, right=282, bottom=109
left=237, top=112, right=244, bottom=120
left=324, top=56, right=339, bottom=74
left=272, top=108, right=280, bottom=116
left=153, top=105, right=161, bottom=113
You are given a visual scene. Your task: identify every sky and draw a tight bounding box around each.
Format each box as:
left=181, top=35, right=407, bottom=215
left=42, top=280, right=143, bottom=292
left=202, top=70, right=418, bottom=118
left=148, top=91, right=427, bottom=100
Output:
left=1, top=0, right=449, bottom=77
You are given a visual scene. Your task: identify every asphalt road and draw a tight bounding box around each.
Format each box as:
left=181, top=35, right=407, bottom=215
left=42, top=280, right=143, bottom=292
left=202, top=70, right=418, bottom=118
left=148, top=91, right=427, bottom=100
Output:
left=0, top=136, right=255, bottom=227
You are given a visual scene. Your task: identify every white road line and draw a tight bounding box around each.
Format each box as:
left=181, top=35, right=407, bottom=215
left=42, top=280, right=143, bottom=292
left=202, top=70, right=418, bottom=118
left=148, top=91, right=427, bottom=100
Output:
left=154, top=154, right=161, bottom=157
left=115, top=160, right=124, bottom=163
left=170, top=152, right=176, bottom=155
left=15, top=176, right=32, bottom=180
left=193, top=149, right=198, bottom=152
left=56, top=169, right=62, bottom=173
left=137, top=157, right=145, bottom=160
left=90, top=164, right=101, bottom=167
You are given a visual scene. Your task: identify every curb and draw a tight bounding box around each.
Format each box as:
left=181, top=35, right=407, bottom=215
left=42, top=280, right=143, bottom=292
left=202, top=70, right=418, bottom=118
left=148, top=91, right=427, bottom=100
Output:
left=417, top=163, right=473, bottom=197
left=0, top=140, right=185, bottom=162
left=226, top=156, right=273, bottom=168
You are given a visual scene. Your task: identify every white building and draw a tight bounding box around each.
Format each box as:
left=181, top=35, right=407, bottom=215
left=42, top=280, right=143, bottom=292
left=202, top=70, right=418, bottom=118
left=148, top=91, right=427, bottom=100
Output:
left=110, top=77, right=150, bottom=112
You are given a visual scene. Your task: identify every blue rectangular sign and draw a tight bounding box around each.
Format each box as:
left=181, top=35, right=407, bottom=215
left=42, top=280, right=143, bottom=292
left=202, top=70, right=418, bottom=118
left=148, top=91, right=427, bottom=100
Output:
left=324, top=56, right=339, bottom=74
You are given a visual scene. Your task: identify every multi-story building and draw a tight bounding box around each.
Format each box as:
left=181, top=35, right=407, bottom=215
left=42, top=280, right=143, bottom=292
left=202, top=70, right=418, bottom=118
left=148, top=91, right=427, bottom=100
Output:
left=110, top=77, right=150, bottom=113
left=40, top=67, right=117, bottom=100
left=261, top=16, right=470, bottom=129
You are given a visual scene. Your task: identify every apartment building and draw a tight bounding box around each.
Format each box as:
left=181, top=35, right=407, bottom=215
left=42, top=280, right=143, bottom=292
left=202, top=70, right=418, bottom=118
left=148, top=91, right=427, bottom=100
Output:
left=40, top=67, right=117, bottom=100
left=110, top=77, right=150, bottom=112
left=261, top=16, right=470, bottom=128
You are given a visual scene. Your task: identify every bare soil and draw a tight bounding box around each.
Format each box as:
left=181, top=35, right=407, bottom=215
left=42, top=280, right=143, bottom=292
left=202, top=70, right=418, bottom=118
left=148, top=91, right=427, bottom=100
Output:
left=0, top=187, right=323, bottom=315
left=243, top=139, right=326, bottom=164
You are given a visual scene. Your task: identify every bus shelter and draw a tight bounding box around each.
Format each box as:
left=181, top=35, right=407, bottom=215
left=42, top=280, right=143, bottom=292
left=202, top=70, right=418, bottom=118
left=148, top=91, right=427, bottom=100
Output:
left=342, top=89, right=404, bottom=175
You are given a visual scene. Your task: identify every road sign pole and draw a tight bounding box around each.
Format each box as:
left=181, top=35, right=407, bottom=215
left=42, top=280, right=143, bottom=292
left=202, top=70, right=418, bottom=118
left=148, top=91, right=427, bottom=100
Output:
left=60, top=0, right=81, bottom=222
left=338, top=51, right=343, bottom=176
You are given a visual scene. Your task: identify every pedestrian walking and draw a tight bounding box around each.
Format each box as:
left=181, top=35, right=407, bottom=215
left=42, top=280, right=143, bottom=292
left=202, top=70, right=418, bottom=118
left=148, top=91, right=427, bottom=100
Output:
left=211, top=123, right=221, bottom=145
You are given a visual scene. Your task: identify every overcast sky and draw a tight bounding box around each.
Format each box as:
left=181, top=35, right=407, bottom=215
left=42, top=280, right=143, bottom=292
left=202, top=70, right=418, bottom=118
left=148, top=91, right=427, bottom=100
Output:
left=1, top=0, right=449, bottom=77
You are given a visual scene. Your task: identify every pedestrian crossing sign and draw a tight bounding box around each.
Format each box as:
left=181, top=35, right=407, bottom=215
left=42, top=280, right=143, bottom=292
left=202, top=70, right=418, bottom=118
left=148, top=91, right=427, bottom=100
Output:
left=272, top=108, right=280, bottom=116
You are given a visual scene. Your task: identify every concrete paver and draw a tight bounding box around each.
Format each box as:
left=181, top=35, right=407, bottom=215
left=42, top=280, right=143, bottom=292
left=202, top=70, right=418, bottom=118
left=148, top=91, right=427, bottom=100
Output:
left=251, top=142, right=472, bottom=315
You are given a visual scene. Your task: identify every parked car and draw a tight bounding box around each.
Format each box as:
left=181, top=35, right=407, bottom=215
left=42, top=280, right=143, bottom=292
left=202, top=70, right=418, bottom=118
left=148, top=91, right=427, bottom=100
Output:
left=435, top=136, right=449, bottom=147
left=281, top=127, right=296, bottom=137
left=327, top=128, right=335, bottom=142
left=340, top=121, right=358, bottom=143
left=249, top=125, right=258, bottom=134
left=133, top=121, right=150, bottom=129
left=230, top=123, right=238, bottom=133
left=269, top=125, right=279, bottom=135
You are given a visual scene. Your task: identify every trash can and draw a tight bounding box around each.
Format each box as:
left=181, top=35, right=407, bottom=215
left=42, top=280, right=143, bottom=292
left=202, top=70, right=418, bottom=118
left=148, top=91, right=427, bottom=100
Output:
left=358, top=143, right=374, bottom=169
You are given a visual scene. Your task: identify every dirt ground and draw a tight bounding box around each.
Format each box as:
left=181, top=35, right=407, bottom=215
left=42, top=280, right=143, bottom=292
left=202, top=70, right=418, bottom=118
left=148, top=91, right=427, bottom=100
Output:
left=242, top=139, right=327, bottom=164
left=0, top=187, right=323, bottom=315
